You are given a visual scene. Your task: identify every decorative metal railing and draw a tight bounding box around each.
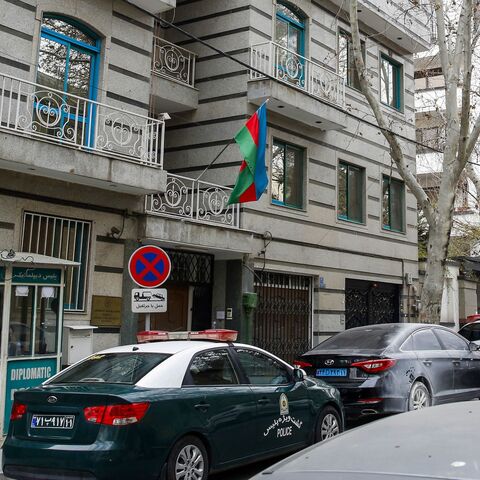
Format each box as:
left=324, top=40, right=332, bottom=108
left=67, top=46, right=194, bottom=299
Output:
left=145, top=173, right=240, bottom=228
left=152, top=37, right=196, bottom=87
left=250, top=41, right=345, bottom=108
left=0, top=72, right=165, bottom=167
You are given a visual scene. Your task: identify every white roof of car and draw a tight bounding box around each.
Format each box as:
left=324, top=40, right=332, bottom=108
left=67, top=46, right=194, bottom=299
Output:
left=80, top=340, right=284, bottom=389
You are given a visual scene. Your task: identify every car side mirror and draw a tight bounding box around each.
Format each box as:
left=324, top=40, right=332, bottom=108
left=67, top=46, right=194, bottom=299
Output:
left=293, top=367, right=305, bottom=382
left=469, top=342, right=480, bottom=351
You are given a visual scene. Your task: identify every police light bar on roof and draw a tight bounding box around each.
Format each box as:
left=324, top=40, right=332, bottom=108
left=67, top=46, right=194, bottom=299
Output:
left=136, top=329, right=238, bottom=343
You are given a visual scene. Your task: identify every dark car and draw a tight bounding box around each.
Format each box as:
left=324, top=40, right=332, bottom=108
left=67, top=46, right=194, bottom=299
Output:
left=3, top=332, right=343, bottom=480
left=458, top=320, right=480, bottom=345
left=251, top=401, right=480, bottom=480
left=295, top=323, right=480, bottom=419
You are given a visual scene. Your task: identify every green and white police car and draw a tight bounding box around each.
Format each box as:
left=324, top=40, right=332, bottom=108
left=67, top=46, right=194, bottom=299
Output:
left=3, top=330, right=343, bottom=480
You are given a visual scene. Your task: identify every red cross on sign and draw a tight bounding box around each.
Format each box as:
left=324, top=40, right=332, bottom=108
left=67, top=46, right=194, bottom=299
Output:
left=128, top=246, right=171, bottom=288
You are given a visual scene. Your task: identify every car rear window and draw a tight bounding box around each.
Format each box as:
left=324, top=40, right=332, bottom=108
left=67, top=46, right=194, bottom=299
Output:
left=314, top=326, right=404, bottom=351
left=49, top=353, right=171, bottom=385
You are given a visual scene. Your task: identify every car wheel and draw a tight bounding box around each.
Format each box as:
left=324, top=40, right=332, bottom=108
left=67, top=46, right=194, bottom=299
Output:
left=408, top=381, right=431, bottom=411
left=166, top=435, right=209, bottom=480
left=315, top=406, right=342, bottom=442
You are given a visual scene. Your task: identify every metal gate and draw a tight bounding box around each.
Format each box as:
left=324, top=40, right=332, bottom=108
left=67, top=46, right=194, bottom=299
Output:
left=345, top=279, right=399, bottom=329
left=254, top=271, right=312, bottom=363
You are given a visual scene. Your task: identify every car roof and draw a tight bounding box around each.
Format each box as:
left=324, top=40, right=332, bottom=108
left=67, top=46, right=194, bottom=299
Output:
left=97, top=340, right=230, bottom=356
left=254, top=401, right=480, bottom=479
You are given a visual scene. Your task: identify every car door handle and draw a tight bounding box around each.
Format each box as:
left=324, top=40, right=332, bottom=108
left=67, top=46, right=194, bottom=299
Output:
left=423, top=360, right=432, bottom=366
left=257, top=398, right=270, bottom=405
left=452, top=360, right=461, bottom=366
left=194, top=403, right=210, bottom=412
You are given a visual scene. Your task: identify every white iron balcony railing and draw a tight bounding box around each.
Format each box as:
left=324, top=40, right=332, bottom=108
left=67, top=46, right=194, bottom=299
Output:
left=152, top=36, right=196, bottom=87
left=145, top=173, right=240, bottom=228
left=250, top=41, right=345, bottom=108
left=0, top=72, right=165, bottom=167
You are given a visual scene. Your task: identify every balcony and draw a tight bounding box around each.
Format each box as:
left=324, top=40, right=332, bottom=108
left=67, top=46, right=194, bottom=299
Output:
left=249, top=42, right=347, bottom=130
left=150, top=37, right=199, bottom=113
left=127, top=0, right=176, bottom=14
left=145, top=173, right=240, bottom=229
left=0, top=71, right=167, bottom=195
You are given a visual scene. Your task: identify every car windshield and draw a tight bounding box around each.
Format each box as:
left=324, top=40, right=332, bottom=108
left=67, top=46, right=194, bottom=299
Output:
left=49, top=353, right=171, bottom=385
left=314, top=326, right=404, bottom=351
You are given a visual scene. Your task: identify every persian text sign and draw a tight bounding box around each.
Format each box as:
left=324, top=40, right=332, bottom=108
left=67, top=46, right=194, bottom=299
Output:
left=132, top=289, right=167, bottom=313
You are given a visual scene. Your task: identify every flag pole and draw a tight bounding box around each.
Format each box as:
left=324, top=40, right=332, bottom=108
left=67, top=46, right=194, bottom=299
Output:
left=195, top=138, right=235, bottom=182
left=195, top=100, right=269, bottom=182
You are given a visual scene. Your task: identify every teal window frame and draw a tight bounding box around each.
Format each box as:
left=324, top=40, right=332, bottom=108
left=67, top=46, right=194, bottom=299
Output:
left=37, top=14, right=100, bottom=147
left=275, top=2, right=305, bottom=85
left=271, top=139, right=304, bottom=209
left=380, top=54, right=403, bottom=111
left=382, top=175, right=405, bottom=233
left=337, top=161, right=365, bottom=223
left=338, top=29, right=365, bottom=91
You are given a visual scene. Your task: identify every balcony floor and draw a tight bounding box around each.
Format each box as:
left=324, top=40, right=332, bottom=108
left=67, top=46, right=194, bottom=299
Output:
left=248, top=79, right=347, bottom=130
left=0, top=131, right=167, bottom=195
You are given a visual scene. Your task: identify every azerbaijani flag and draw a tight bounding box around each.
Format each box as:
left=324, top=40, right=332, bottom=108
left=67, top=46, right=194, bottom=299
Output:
left=228, top=102, right=268, bottom=204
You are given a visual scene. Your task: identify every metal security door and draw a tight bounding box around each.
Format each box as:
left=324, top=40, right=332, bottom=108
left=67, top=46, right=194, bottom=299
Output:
left=254, top=272, right=312, bottom=363
left=345, top=279, right=399, bottom=329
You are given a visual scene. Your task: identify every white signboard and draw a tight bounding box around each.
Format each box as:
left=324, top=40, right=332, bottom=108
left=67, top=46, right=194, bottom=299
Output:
left=132, top=288, right=167, bottom=313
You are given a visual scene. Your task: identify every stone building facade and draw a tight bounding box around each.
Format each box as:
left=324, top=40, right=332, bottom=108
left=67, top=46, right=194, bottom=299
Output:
left=0, top=0, right=429, bottom=364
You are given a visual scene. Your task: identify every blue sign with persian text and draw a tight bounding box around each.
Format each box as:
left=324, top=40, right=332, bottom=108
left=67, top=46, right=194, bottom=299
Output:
left=12, top=268, right=61, bottom=284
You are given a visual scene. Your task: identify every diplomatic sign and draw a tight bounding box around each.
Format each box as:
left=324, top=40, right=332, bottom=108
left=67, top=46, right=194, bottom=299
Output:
left=128, top=246, right=171, bottom=288
left=4, top=358, right=57, bottom=434
left=132, top=288, right=167, bottom=313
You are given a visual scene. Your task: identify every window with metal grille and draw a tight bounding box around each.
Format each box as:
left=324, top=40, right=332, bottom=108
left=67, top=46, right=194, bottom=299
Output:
left=22, top=212, right=91, bottom=312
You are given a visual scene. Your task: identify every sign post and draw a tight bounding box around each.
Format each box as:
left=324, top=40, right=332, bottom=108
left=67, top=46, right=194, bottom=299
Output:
left=128, top=246, right=172, bottom=330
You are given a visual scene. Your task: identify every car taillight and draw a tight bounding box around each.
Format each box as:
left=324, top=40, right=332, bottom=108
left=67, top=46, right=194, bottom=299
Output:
left=351, top=358, right=396, bottom=373
left=10, top=402, right=27, bottom=421
left=84, top=402, right=150, bottom=426
left=293, top=360, right=313, bottom=368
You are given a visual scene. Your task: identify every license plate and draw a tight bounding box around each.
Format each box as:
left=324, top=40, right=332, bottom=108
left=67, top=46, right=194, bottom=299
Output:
left=317, top=368, right=348, bottom=377
left=31, top=414, right=75, bottom=429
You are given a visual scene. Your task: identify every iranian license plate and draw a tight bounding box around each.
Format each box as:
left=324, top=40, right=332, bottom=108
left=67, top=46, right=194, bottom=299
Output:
left=317, top=368, right=348, bottom=377
left=31, top=414, right=75, bottom=429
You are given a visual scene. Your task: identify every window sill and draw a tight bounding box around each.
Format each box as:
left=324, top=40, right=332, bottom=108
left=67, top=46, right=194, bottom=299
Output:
left=382, top=226, right=406, bottom=235
left=380, top=101, right=404, bottom=115
left=337, top=215, right=365, bottom=225
left=336, top=216, right=368, bottom=231
left=268, top=200, right=308, bottom=216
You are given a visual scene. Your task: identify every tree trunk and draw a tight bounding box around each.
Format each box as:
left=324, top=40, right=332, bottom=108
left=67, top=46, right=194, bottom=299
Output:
left=419, top=218, right=452, bottom=323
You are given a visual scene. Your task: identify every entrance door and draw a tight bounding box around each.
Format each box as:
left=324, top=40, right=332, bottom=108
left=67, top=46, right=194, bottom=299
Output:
left=345, top=279, right=399, bottom=329
left=141, top=285, right=189, bottom=331
left=254, top=272, right=312, bottom=363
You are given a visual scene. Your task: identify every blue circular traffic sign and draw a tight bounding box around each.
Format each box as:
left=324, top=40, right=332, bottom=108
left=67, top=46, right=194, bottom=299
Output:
left=128, top=246, right=171, bottom=288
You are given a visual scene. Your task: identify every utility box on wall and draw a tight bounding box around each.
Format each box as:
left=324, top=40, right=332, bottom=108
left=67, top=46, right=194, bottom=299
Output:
left=62, top=325, right=98, bottom=366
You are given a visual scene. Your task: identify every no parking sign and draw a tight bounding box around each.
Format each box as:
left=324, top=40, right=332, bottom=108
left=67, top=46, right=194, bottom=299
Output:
left=128, top=246, right=171, bottom=288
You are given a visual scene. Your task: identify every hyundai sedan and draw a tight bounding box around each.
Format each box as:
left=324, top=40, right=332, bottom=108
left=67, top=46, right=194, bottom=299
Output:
left=3, top=330, right=343, bottom=480
left=295, top=323, right=480, bottom=419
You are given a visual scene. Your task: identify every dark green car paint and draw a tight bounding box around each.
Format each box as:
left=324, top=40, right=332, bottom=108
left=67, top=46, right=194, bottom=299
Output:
left=3, top=358, right=342, bottom=480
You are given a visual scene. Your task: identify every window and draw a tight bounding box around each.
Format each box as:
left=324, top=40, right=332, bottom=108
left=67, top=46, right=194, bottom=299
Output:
left=186, top=349, right=238, bottom=386
left=271, top=140, right=304, bottom=208
left=338, top=162, right=364, bottom=223
left=275, top=2, right=305, bottom=86
left=434, top=329, right=469, bottom=351
left=275, top=3, right=304, bottom=55
left=22, top=212, right=92, bottom=312
left=9, top=285, right=59, bottom=357
left=235, top=348, right=291, bottom=385
left=49, top=353, right=170, bottom=384
left=380, top=55, right=402, bottom=110
left=37, top=15, right=100, bottom=144
left=412, top=329, right=442, bottom=351
left=382, top=175, right=405, bottom=232
left=338, top=30, right=365, bottom=90
left=460, top=323, right=480, bottom=342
